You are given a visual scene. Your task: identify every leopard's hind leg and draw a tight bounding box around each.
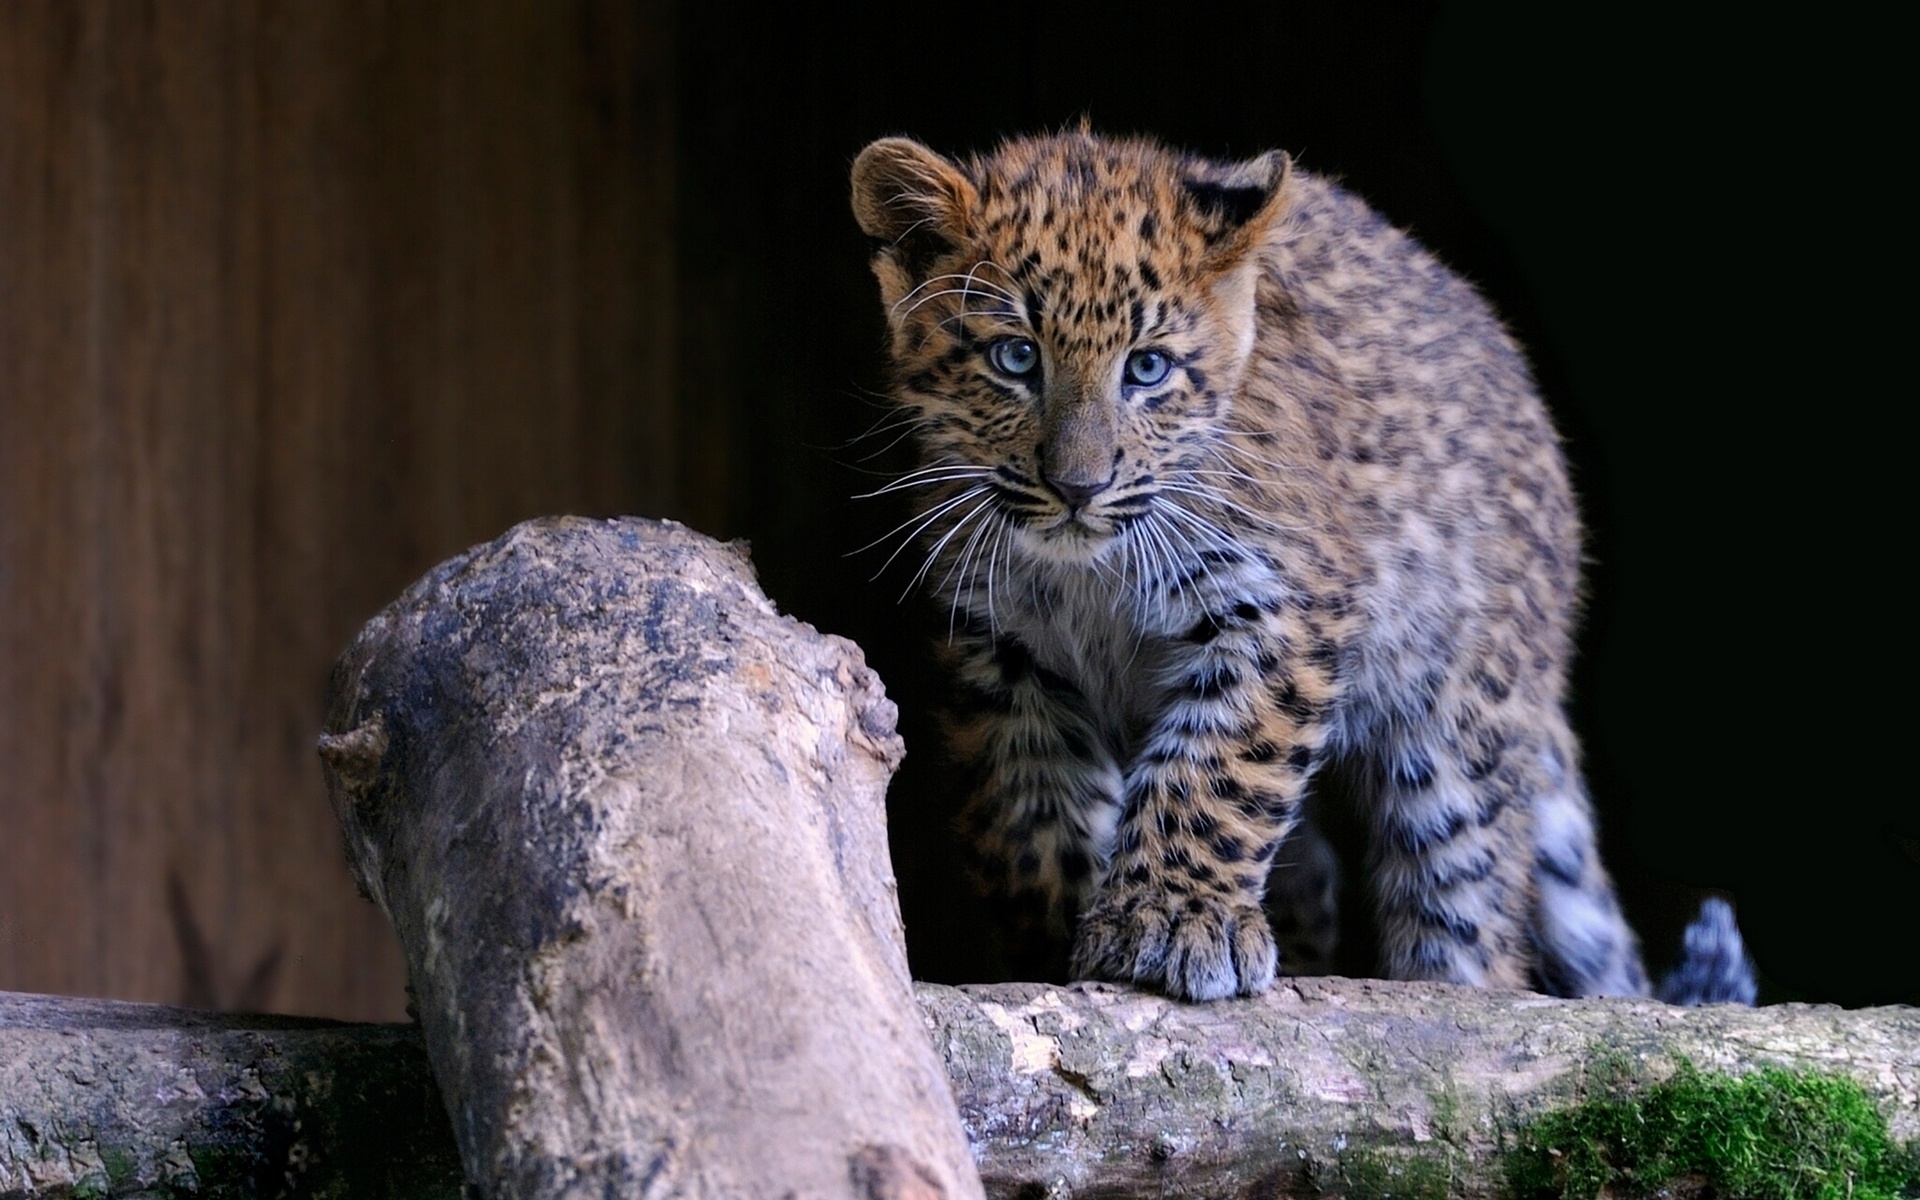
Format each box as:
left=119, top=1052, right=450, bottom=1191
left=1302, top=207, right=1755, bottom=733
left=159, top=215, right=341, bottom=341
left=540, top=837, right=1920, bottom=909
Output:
left=1359, top=686, right=1646, bottom=994
left=1527, top=719, right=1649, bottom=996
left=1530, top=720, right=1754, bottom=1003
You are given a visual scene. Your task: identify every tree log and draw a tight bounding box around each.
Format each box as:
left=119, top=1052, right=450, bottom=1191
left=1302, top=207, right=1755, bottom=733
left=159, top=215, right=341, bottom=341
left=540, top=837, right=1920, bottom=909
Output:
left=313, top=516, right=982, bottom=1199
left=0, top=990, right=461, bottom=1198
left=5, top=981, right=1916, bottom=1198
left=929, top=978, right=1920, bottom=1198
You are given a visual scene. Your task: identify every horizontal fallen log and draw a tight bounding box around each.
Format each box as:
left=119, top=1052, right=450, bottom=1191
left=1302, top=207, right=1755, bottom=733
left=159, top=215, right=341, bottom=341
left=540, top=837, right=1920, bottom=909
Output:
left=0, top=990, right=460, bottom=1198
left=928, top=978, right=1920, bottom=1197
left=6, top=978, right=1916, bottom=1198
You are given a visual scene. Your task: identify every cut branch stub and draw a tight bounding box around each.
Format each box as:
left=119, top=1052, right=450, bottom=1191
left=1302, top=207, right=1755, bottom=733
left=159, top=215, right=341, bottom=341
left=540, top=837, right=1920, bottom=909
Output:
left=317, top=516, right=981, bottom=1200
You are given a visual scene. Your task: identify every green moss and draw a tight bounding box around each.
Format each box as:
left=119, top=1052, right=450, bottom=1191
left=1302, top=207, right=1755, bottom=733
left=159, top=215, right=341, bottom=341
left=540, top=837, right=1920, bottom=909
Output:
left=97, top=1145, right=137, bottom=1184
left=1332, top=1081, right=1474, bottom=1200
left=1504, top=1054, right=1920, bottom=1200
left=1337, top=1145, right=1460, bottom=1200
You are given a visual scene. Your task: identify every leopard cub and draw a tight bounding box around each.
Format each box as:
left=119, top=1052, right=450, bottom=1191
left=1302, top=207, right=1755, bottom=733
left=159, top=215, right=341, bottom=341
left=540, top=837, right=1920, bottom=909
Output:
left=850, top=129, right=1751, bottom=1003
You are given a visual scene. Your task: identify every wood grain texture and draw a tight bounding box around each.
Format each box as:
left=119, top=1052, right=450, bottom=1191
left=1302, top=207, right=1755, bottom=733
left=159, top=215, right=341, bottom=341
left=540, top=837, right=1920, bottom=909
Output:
left=0, top=0, right=676, bottom=1020
left=317, top=517, right=982, bottom=1199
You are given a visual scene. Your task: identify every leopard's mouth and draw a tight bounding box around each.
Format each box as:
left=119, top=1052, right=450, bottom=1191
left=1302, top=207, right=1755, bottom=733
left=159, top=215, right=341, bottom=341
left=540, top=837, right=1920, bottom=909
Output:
left=1014, top=511, right=1124, bottom=566
left=1041, top=511, right=1106, bottom=539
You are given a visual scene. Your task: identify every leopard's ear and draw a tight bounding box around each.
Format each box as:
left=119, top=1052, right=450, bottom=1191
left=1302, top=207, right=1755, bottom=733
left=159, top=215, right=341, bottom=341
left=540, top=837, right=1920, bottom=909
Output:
left=851, top=137, right=978, bottom=273
left=1182, top=150, right=1293, bottom=266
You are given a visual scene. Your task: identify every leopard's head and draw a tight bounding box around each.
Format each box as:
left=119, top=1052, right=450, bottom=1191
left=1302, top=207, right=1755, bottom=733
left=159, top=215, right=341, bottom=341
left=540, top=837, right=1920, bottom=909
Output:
left=851, top=130, right=1291, bottom=569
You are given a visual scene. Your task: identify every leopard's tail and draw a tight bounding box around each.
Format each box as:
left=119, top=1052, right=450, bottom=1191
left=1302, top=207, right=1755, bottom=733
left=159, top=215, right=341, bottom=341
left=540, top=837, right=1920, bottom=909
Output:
left=1655, top=897, right=1758, bottom=1006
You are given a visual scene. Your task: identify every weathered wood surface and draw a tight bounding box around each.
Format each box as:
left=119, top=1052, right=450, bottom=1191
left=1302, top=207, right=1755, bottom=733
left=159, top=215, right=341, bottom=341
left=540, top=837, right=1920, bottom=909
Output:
left=315, top=516, right=982, bottom=1199
left=0, top=990, right=460, bottom=1199
left=5, top=980, right=1916, bottom=1198
left=930, top=979, right=1920, bottom=1198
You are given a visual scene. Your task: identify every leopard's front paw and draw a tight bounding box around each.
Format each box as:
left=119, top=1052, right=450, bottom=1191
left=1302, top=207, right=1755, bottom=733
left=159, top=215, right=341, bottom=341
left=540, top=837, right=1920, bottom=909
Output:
left=1070, top=885, right=1277, bottom=1001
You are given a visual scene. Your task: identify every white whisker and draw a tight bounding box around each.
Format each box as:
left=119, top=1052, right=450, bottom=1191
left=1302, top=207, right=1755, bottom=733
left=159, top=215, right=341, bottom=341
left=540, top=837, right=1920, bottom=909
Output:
left=1157, top=480, right=1307, bottom=532
left=853, top=486, right=988, bottom=575
left=984, top=514, right=1009, bottom=636
left=1137, top=511, right=1189, bottom=608
left=850, top=464, right=992, bottom=500
left=888, top=267, right=1019, bottom=317
left=944, top=504, right=1000, bottom=639
left=905, top=496, right=994, bottom=603
left=1216, top=434, right=1306, bottom=474
left=1154, top=505, right=1228, bottom=598
left=854, top=419, right=937, bottom=462
left=838, top=411, right=940, bottom=460
left=900, top=289, right=1009, bottom=319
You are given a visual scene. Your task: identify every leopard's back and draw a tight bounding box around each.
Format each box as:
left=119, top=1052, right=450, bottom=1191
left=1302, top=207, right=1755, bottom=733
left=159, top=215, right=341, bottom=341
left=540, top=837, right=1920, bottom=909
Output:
left=1234, top=173, right=1579, bottom=731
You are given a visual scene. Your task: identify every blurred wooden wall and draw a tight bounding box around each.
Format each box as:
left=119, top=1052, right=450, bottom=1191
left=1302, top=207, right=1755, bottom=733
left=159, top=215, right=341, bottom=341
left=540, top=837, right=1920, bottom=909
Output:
left=0, top=1, right=679, bottom=1020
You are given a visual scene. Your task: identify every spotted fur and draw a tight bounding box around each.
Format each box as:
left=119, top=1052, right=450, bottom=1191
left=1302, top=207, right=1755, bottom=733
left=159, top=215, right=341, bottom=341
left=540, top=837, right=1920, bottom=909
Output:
left=850, top=129, right=1751, bottom=1003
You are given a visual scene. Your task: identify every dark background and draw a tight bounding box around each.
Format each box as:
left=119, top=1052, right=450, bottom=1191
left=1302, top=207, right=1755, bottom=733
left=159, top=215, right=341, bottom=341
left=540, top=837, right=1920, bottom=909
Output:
left=679, top=2, right=1915, bottom=1006
left=3, top=2, right=1909, bottom=1018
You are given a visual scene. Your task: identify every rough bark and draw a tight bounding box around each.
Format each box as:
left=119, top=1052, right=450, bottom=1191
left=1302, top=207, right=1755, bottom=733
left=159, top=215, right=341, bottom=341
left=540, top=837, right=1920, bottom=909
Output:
left=5, top=981, right=1916, bottom=1198
left=313, top=516, right=982, bottom=1200
left=0, top=990, right=461, bottom=1198
left=930, top=978, right=1920, bottom=1198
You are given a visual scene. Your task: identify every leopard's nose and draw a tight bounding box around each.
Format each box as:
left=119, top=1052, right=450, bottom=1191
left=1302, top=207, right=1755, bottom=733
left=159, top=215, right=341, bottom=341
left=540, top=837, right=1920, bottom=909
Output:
left=1044, top=468, right=1113, bottom=511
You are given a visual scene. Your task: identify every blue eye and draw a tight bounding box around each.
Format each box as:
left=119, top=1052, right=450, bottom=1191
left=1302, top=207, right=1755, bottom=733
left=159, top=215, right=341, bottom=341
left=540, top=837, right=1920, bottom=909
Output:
left=1125, top=349, right=1171, bottom=387
left=988, top=337, right=1040, bottom=377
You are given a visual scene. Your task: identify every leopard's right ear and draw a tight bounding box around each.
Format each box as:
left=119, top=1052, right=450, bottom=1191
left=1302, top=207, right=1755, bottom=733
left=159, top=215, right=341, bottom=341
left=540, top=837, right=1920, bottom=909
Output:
left=1180, top=149, right=1294, bottom=273
left=851, top=138, right=977, bottom=280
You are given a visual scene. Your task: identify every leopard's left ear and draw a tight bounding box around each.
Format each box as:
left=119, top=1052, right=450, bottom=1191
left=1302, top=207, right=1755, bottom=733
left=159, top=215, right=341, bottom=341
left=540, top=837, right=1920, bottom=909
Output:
left=1183, top=150, right=1293, bottom=266
left=851, top=137, right=979, bottom=273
